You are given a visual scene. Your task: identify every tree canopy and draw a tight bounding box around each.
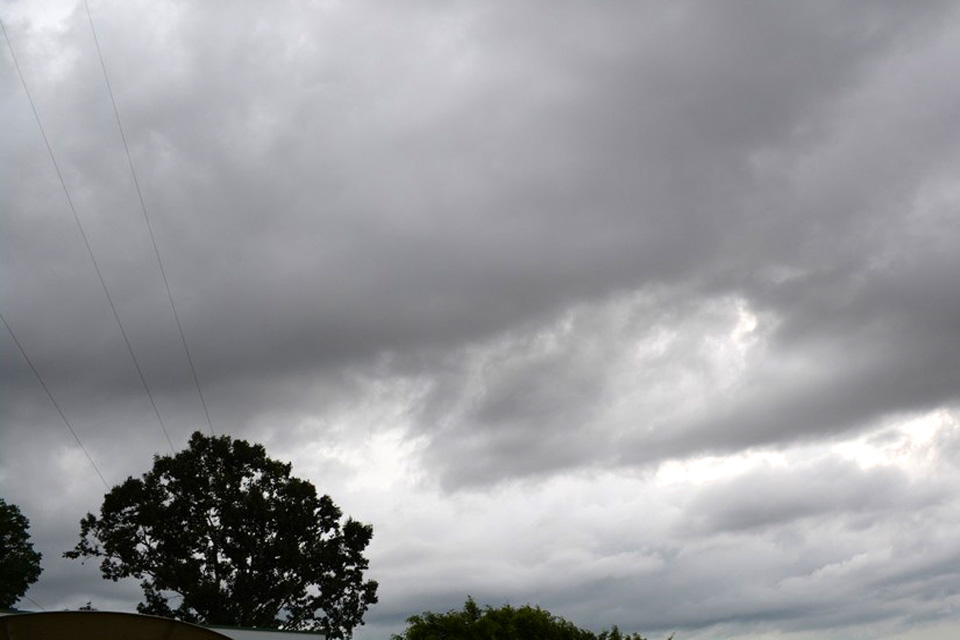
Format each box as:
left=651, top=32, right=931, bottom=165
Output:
left=392, top=598, right=656, bottom=640
left=65, top=431, right=378, bottom=639
left=0, top=497, right=43, bottom=608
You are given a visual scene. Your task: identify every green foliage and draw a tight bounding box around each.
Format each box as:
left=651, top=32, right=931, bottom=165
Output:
left=0, top=497, right=43, bottom=608
left=392, top=597, right=653, bottom=640
left=64, top=431, right=378, bottom=639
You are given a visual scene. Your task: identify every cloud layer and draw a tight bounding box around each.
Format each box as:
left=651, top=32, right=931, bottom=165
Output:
left=3, top=1, right=960, bottom=638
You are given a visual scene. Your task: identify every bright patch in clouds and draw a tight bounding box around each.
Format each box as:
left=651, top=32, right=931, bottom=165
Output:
left=833, top=408, right=958, bottom=472
left=656, top=450, right=788, bottom=487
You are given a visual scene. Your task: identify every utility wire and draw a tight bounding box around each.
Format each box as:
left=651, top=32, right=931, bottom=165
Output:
left=21, top=595, right=48, bottom=612
left=2, top=18, right=175, bottom=453
left=82, top=0, right=214, bottom=436
left=1, top=312, right=110, bottom=490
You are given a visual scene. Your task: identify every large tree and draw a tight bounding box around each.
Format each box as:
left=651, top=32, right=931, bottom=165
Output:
left=65, top=432, right=378, bottom=639
left=0, top=497, right=43, bottom=608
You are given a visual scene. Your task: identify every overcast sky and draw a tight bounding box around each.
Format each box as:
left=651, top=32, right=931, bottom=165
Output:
left=2, top=1, right=960, bottom=639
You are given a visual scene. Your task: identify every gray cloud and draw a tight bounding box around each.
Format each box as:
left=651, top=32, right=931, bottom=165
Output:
left=682, top=458, right=945, bottom=534
left=4, top=1, right=960, bottom=638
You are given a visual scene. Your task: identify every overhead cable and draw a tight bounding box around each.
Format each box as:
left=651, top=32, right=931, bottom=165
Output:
left=2, top=18, right=175, bottom=453
left=82, top=0, right=215, bottom=436
left=1, top=312, right=110, bottom=490
left=22, top=595, right=48, bottom=612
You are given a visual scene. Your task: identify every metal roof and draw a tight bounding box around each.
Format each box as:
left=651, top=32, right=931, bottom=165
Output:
left=0, top=611, right=233, bottom=640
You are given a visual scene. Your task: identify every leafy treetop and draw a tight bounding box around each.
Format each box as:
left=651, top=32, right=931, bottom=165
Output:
left=65, top=431, right=377, bottom=639
left=0, top=497, right=43, bottom=608
left=392, top=597, right=661, bottom=640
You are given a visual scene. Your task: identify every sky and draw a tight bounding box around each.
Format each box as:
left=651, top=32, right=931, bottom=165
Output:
left=2, top=1, right=960, bottom=639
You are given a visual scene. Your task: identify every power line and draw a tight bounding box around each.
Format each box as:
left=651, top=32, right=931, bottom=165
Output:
left=82, top=0, right=214, bottom=437
left=2, top=18, right=175, bottom=453
left=0, top=312, right=109, bottom=490
left=21, top=595, right=47, bottom=612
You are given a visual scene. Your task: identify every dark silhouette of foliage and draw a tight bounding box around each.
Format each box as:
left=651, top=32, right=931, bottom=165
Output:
left=0, top=497, right=43, bottom=608
left=65, top=431, right=377, bottom=638
left=392, top=597, right=657, bottom=640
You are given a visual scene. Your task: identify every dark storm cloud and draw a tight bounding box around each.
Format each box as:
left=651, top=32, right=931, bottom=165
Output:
left=6, top=0, right=956, bottom=416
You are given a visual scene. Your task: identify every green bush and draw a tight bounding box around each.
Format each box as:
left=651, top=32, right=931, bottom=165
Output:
left=392, top=597, right=659, bottom=640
